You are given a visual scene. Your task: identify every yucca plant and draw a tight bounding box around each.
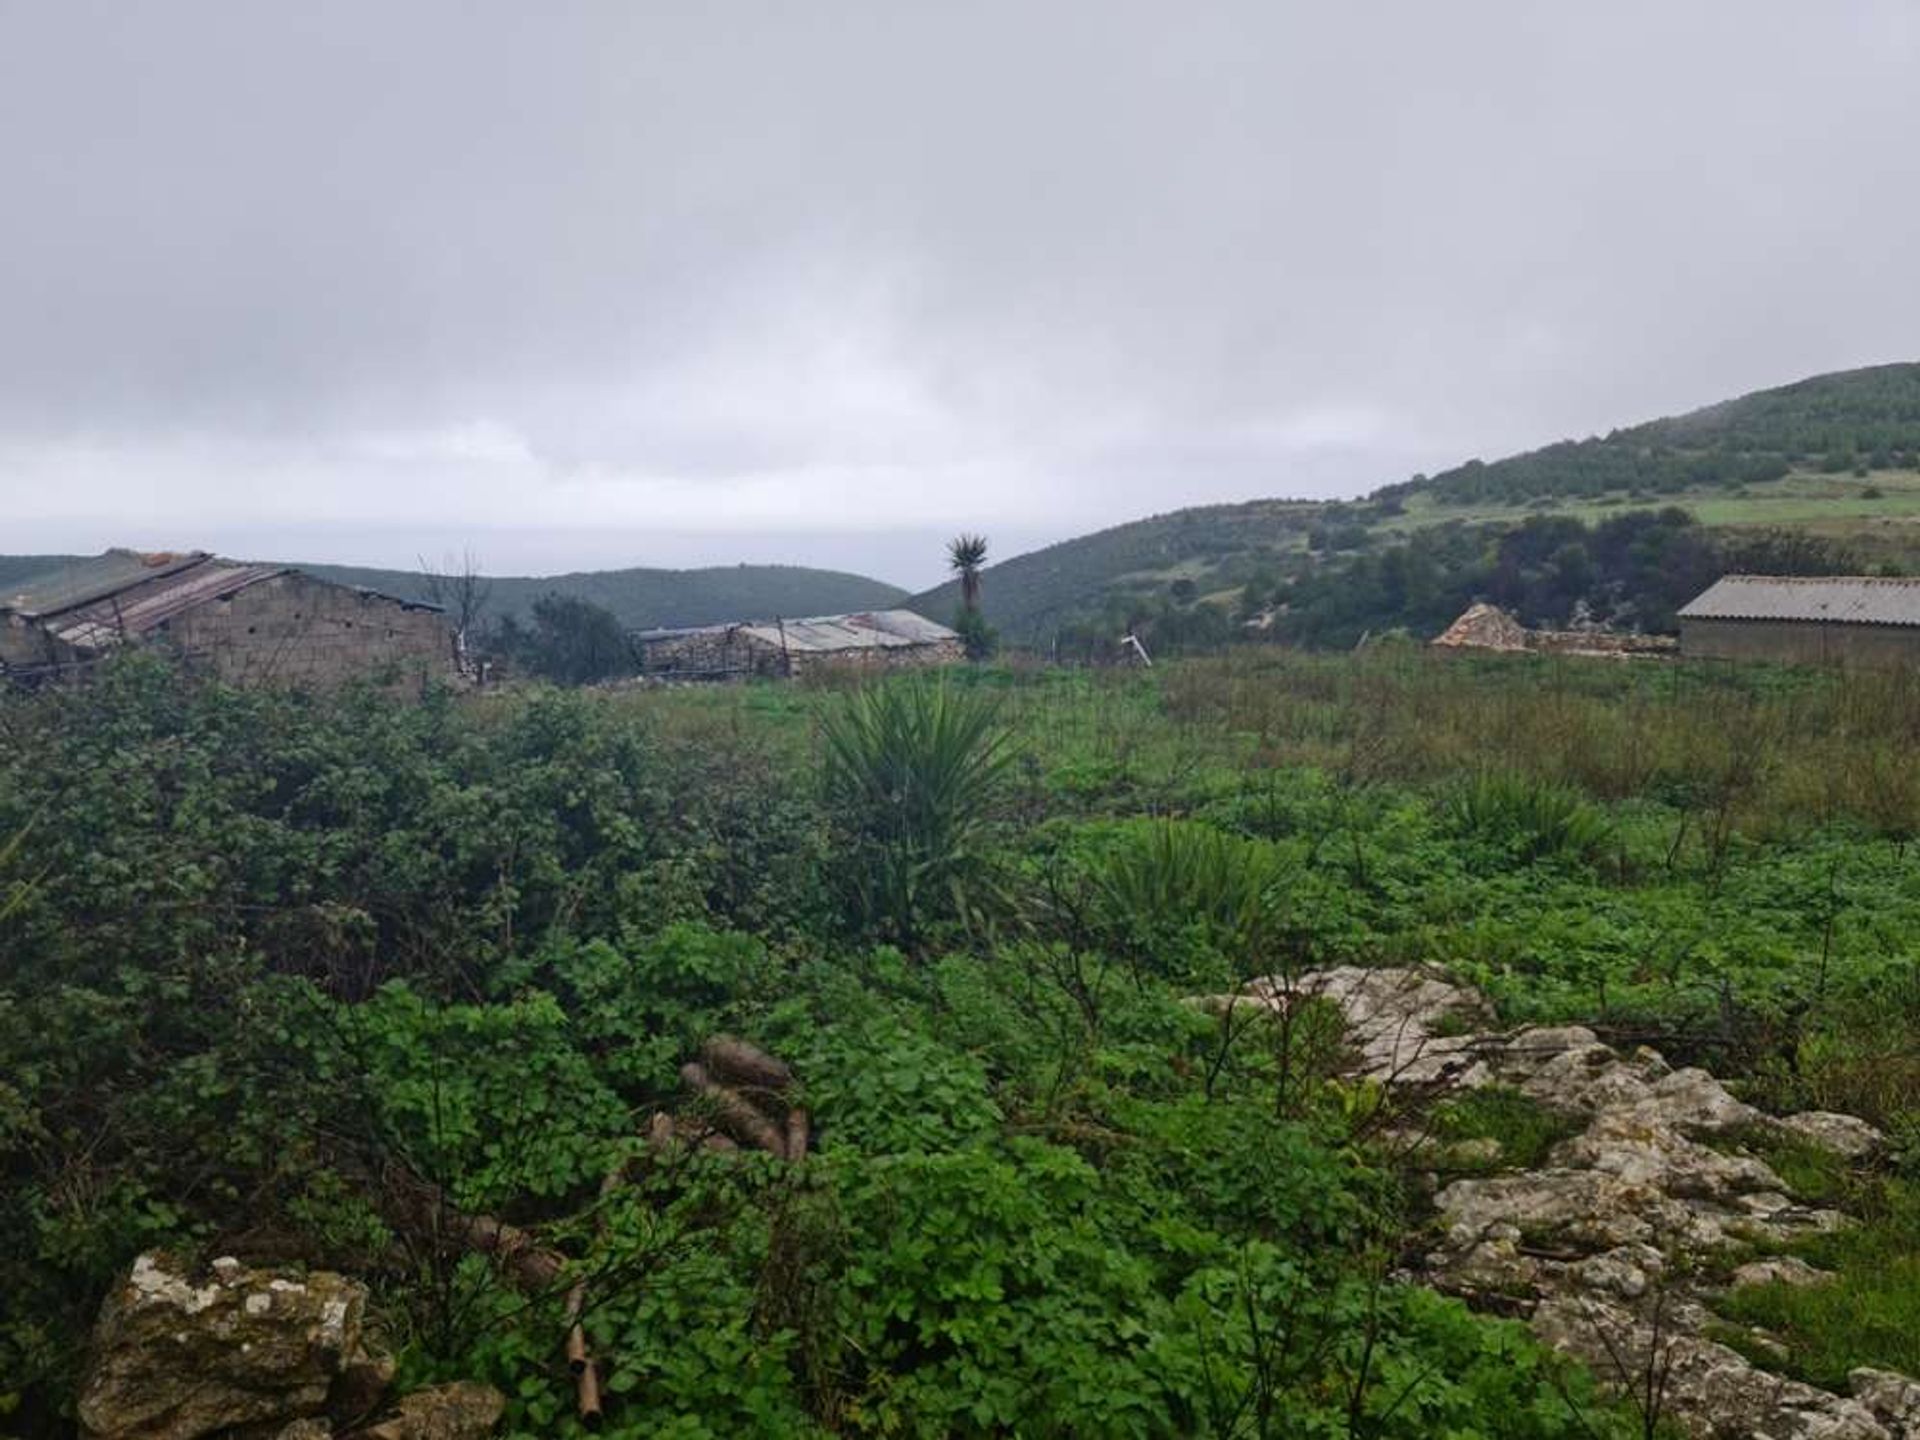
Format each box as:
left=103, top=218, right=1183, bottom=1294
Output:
left=1091, top=819, right=1284, bottom=980
left=946, top=533, right=990, bottom=614
left=820, top=679, right=1015, bottom=946
left=1443, top=770, right=1613, bottom=864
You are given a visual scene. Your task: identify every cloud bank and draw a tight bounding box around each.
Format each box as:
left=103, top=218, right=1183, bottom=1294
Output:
left=3, top=3, right=1917, bottom=585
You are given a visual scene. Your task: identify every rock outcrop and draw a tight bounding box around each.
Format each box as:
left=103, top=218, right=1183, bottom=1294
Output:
left=1241, top=968, right=1911, bottom=1440
left=345, top=1383, right=506, bottom=1440
left=79, top=1254, right=367, bottom=1440
left=78, top=1253, right=502, bottom=1440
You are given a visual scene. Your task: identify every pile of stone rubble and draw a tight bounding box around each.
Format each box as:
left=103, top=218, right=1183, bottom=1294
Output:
left=1248, top=966, right=1918, bottom=1440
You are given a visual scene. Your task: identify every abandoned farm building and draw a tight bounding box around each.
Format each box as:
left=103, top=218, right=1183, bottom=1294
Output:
left=0, top=549, right=458, bottom=687
left=636, top=609, right=963, bottom=679
left=1678, top=575, right=1920, bottom=666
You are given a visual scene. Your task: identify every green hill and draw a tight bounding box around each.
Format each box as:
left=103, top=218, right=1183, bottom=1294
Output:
left=0, top=554, right=904, bottom=630
left=911, top=363, right=1920, bottom=646
left=1379, top=361, right=1920, bottom=507
left=0, top=555, right=86, bottom=595
left=297, top=561, right=904, bottom=629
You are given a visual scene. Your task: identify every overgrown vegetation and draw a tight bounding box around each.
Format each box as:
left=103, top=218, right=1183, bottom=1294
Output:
left=2, top=645, right=1915, bottom=1436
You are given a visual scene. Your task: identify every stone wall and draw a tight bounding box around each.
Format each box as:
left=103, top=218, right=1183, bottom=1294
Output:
left=162, top=574, right=457, bottom=690
left=786, top=637, right=965, bottom=678
left=639, top=627, right=787, bottom=678
left=1680, top=616, right=1920, bottom=668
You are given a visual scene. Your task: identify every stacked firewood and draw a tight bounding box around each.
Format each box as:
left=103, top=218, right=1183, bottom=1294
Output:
left=563, top=1035, right=808, bottom=1423
left=382, top=1034, right=805, bottom=1429
left=654, top=1034, right=810, bottom=1162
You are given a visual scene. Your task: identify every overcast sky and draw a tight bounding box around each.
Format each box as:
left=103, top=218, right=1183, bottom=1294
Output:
left=3, top=3, right=1918, bottom=588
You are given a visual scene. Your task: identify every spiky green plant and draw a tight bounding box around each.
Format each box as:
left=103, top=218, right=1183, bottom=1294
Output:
left=946, top=533, right=990, bottom=613
left=1442, top=770, right=1613, bottom=864
left=821, top=679, right=1015, bottom=945
left=1091, top=819, right=1284, bottom=979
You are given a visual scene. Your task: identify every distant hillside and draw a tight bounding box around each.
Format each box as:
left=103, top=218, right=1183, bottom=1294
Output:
left=0, top=555, right=87, bottom=595
left=0, top=554, right=904, bottom=630
left=910, top=500, right=1326, bottom=639
left=298, top=561, right=904, bottom=630
left=1379, top=362, right=1920, bottom=507
left=911, top=362, right=1920, bottom=644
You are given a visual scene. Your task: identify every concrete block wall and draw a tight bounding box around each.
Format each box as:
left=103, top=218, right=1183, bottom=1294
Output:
left=1680, top=617, right=1920, bottom=668
left=163, top=574, right=458, bottom=689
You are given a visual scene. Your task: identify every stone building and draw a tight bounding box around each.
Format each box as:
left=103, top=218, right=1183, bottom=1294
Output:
left=1678, top=575, right=1920, bottom=667
left=0, top=549, right=458, bottom=688
left=635, top=609, right=963, bottom=679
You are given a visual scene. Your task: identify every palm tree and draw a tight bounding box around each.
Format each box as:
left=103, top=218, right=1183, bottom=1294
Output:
left=947, top=533, right=989, bottom=613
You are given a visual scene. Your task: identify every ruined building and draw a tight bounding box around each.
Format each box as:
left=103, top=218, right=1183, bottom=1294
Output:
left=0, top=549, right=458, bottom=688
left=635, top=609, right=962, bottom=679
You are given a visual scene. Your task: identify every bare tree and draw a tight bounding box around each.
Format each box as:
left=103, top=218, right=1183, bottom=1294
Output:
left=418, top=548, right=494, bottom=675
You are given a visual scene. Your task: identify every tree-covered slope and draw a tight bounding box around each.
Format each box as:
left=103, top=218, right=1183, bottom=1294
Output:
left=1382, top=361, right=1920, bottom=507
left=0, top=555, right=85, bottom=595
left=299, top=561, right=904, bottom=629
left=909, top=362, right=1920, bottom=644
left=909, top=499, right=1327, bottom=639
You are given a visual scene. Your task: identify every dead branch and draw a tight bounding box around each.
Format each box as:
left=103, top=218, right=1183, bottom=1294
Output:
left=382, top=1165, right=564, bottom=1292
left=784, top=1107, right=810, bottom=1163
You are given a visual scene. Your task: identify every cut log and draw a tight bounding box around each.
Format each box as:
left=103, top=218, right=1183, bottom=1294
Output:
left=645, top=1111, right=677, bottom=1152
left=699, top=1035, right=794, bottom=1094
left=576, top=1358, right=603, bottom=1428
left=679, top=1062, right=787, bottom=1157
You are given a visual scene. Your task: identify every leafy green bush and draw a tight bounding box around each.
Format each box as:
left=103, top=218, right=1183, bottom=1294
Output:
left=1430, top=1087, right=1581, bottom=1170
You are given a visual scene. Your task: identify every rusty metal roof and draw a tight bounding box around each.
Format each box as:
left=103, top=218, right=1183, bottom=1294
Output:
left=637, top=608, right=958, bottom=652
left=49, top=562, right=289, bottom=651
left=1, top=549, right=211, bottom=618
left=1678, top=576, right=1920, bottom=628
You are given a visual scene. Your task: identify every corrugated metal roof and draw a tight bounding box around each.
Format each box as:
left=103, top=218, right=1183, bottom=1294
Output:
left=637, top=608, right=958, bottom=652
left=1, top=549, right=210, bottom=618
left=48, top=562, right=288, bottom=651
left=1679, top=576, right=1920, bottom=628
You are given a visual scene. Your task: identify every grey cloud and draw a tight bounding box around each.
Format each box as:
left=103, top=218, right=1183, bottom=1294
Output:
left=2, top=2, right=1917, bottom=586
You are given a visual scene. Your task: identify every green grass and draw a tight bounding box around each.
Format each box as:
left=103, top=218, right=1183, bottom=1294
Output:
left=1716, top=1127, right=1852, bottom=1206
left=1715, top=1179, right=1920, bottom=1389
left=1382, top=470, right=1920, bottom=571
left=1428, top=1087, right=1581, bottom=1170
